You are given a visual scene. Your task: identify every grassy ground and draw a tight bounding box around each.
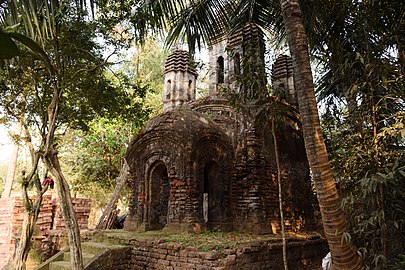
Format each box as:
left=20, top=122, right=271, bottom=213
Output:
left=96, top=229, right=323, bottom=252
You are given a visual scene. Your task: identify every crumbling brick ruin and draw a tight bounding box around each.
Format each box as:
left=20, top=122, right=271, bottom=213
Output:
left=125, top=23, right=316, bottom=234
left=0, top=194, right=91, bottom=268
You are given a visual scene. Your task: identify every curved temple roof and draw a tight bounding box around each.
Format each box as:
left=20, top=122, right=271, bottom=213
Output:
left=164, top=50, right=197, bottom=76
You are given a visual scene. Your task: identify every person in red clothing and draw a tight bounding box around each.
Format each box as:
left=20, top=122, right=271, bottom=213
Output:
left=42, top=176, right=54, bottom=189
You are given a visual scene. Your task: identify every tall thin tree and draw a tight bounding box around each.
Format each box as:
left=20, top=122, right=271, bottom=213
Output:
left=278, top=0, right=362, bottom=268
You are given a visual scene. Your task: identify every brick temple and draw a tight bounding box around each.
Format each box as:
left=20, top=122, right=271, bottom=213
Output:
left=125, top=23, right=316, bottom=234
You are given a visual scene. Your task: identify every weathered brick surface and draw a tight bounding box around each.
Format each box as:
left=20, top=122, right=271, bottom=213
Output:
left=96, top=235, right=327, bottom=270
left=0, top=194, right=91, bottom=268
left=52, top=197, right=91, bottom=230
left=125, top=24, right=317, bottom=235
left=0, top=196, right=20, bottom=269
left=126, top=100, right=316, bottom=235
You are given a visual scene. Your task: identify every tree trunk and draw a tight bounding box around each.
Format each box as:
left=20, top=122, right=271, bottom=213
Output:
left=1, top=124, right=21, bottom=198
left=42, top=77, right=83, bottom=269
left=14, top=180, right=44, bottom=270
left=272, top=118, right=288, bottom=270
left=279, top=1, right=362, bottom=269
left=14, top=213, right=32, bottom=270
left=96, top=160, right=129, bottom=230
left=43, top=151, right=83, bottom=270
left=13, top=153, right=43, bottom=270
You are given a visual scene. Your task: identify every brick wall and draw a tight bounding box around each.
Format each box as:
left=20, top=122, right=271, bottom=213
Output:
left=0, top=194, right=91, bottom=268
left=127, top=238, right=327, bottom=270
left=0, top=196, right=21, bottom=269
left=52, top=197, right=91, bottom=230
left=85, top=231, right=327, bottom=270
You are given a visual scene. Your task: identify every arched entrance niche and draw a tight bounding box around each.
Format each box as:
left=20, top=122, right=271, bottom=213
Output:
left=201, top=160, right=226, bottom=229
left=217, top=56, right=225, bottom=84
left=147, top=162, right=170, bottom=230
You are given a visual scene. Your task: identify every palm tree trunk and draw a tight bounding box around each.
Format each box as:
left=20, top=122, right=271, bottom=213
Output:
left=278, top=1, right=362, bottom=269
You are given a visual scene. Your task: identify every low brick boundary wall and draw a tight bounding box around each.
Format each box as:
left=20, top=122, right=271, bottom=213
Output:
left=93, top=231, right=328, bottom=270
left=129, top=239, right=327, bottom=270
left=0, top=196, right=23, bottom=268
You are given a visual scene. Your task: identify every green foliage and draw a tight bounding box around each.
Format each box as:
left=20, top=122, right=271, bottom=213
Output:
left=118, top=37, right=168, bottom=117
left=0, top=1, right=150, bottom=267
left=60, top=117, right=141, bottom=207
left=1, top=15, right=148, bottom=131
left=58, top=37, right=168, bottom=209
left=97, top=1, right=237, bottom=54
left=331, top=119, right=405, bottom=268
left=322, top=81, right=405, bottom=269
left=1, top=0, right=166, bottom=209
left=314, top=1, right=405, bottom=267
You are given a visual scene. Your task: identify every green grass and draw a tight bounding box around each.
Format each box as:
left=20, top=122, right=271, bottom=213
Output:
left=96, top=229, right=322, bottom=252
left=164, top=231, right=279, bottom=252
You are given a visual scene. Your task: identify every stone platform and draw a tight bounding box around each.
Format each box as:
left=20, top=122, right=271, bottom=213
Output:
left=86, top=230, right=328, bottom=270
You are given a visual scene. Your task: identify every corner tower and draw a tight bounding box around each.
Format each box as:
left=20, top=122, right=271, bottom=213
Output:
left=208, top=23, right=266, bottom=95
left=271, top=55, right=297, bottom=107
left=163, top=50, right=197, bottom=111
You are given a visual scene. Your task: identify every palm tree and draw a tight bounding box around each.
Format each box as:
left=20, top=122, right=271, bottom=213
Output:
left=124, top=0, right=363, bottom=268
left=278, top=1, right=362, bottom=268
left=300, top=1, right=404, bottom=266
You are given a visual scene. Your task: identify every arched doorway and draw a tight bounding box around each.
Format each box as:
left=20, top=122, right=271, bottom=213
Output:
left=202, top=161, right=225, bottom=227
left=234, top=53, right=241, bottom=75
left=149, top=163, right=170, bottom=230
left=217, top=56, right=225, bottom=84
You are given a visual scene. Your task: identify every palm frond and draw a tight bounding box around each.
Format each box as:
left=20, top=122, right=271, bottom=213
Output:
left=8, top=32, right=53, bottom=73
left=229, top=0, right=280, bottom=34
left=166, top=0, right=235, bottom=53
left=0, top=29, right=20, bottom=59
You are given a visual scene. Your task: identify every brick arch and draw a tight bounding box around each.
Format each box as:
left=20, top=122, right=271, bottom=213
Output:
left=145, top=161, right=169, bottom=230
left=127, top=132, right=186, bottom=178
left=191, top=136, right=234, bottom=230
left=125, top=133, right=186, bottom=231
left=126, top=110, right=237, bottom=231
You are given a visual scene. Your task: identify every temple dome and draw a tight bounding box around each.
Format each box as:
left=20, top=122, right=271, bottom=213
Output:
left=126, top=109, right=231, bottom=163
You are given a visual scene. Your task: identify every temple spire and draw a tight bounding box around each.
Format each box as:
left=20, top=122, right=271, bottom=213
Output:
left=163, top=50, right=197, bottom=111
